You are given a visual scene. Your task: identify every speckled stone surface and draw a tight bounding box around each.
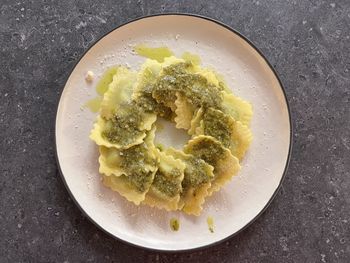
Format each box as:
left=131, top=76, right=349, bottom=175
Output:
left=1, top=0, right=349, bottom=262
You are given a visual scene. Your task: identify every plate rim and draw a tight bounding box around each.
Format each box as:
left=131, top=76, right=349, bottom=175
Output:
left=55, top=13, right=293, bottom=252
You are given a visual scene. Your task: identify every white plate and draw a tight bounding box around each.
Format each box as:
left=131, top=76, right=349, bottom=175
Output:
left=55, top=14, right=292, bottom=251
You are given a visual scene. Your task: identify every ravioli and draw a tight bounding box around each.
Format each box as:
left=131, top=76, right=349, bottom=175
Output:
left=184, top=135, right=241, bottom=195
left=90, top=67, right=156, bottom=149
left=89, top=47, right=253, bottom=215
left=174, top=92, right=196, bottom=130
left=98, top=126, right=158, bottom=176
left=99, top=66, right=136, bottom=119
left=100, top=127, right=159, bottom=204
left=143, top=150, right=186, bottom=211
left=193, top=107, right=253, bottom=160
left=222, top=93, right=253, bottom=126
left=132, top=59, right=173, bottom=119
left=152, top=59, right=223, bottom=111
left=102, top=171, right=156, bottom=205
left=165, top=148, right=214, bottom=216
left=188, top=107, right=204, bottom=135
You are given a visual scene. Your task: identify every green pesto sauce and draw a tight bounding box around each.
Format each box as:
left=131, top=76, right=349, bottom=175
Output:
left=84, top=97, right=102, bottom=113
left=118, top=142, right=157, bottom=192
left=101, top=103, right=144, bottom=145
left=152, top=62, right=191, bottom=106
left=152, top=169, right=182, bottom=197
left=153, top=63, right=223, bottom=109
left=136, top=85, right=173, bottom=119
left=202, top=108, right=232, bottom=148
left=96, top=67, right=119, bottom=96
left=182, top=157, right=211, bottom=189
left=207, top=216, right=214, bottom=233
left=120, top=142, right=156, bottom=171
left=170, top=218, right=180, bottom=231
left=189, top=137, right=225, bottom=166
left=134, top=44, right=174, bottom=62
left=123, top=170, right=154, bottom=193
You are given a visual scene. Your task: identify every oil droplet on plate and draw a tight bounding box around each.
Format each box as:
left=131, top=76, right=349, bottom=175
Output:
left=134, top=44, right=174, bottom=62
left=170, top=218, right=180, bottom=231
left=84, top=97, right=102, bottom=113
left=181, top=51, right=201, bottom=65
left=207, top=216, right=214, bottom=233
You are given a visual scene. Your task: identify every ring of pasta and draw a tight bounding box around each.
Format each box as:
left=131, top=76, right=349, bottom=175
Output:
left=90, top=55, right=253, bottom=216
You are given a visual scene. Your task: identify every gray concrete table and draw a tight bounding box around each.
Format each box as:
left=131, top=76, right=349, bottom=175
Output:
left=1, top=1, right=349, bottom=262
